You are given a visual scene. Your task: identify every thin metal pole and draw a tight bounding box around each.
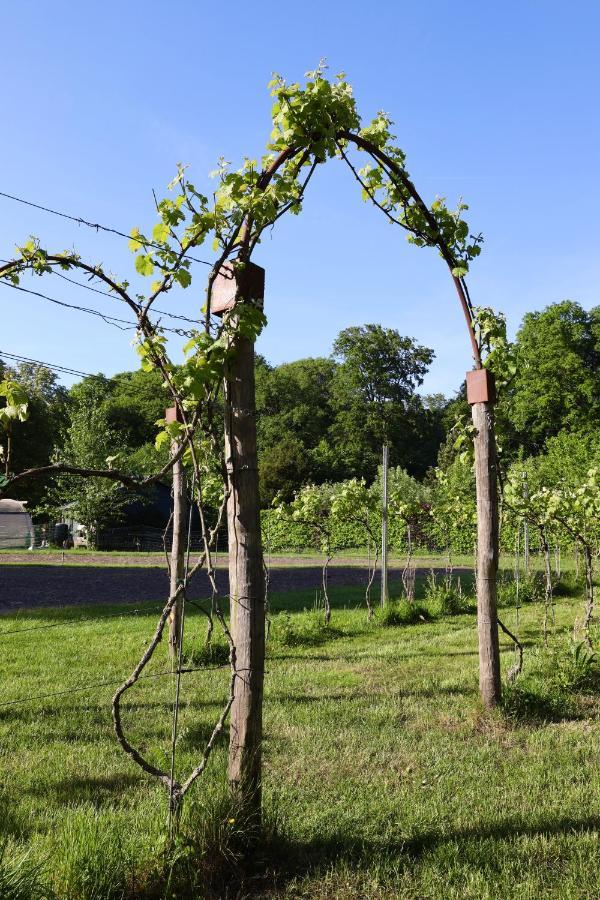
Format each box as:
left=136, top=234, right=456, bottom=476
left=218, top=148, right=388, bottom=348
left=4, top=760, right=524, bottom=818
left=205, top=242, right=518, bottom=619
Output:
left=381, top=444, right=389, bottom=608
left=522, top=471, right=530, bottom=577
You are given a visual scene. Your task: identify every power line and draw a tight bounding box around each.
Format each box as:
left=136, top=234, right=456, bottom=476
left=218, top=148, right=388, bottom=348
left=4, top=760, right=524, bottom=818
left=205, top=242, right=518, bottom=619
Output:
left=0, top=190, right=213, bottom=267
left=0, top=280, right=193, bottom=337
left=0, top=350, right=104, bottom=380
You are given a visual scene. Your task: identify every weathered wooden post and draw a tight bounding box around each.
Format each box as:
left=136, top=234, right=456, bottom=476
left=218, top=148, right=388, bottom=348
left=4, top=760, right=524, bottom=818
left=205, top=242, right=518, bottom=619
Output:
left=522, top=471, right=530, bottom=577
left=166, top=406, right=187, bottom=662
left=212, top=261, right=266, bottom=824
left=381, top=443, right=389, bottom=608
left=467, top=368, right=501, bottom=707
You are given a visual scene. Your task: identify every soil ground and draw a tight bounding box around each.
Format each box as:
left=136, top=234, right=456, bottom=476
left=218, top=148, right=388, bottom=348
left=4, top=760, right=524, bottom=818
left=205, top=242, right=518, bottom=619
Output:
left=0, top=561, right=469, bottom=613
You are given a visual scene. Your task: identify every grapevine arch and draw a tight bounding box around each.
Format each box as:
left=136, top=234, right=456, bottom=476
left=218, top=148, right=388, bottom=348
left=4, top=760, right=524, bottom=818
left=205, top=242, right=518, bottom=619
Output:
left=0, top=64, right=502, bottom=827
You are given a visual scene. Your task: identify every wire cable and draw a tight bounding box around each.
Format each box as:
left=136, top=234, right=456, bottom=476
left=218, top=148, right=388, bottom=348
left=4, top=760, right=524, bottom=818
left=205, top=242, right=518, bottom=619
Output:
left=0, top=605, right=164, bottom=639
left=0, top=259, right=202, bottom=328
left=0, top=350, right=104, bottom=380
left=0, top=280, right=193, bottom=337
left=0, top=190, right=213, bottom=267
left=0, top=663, right=232, bottom=710
left=50, top=268, right=201, bottom=326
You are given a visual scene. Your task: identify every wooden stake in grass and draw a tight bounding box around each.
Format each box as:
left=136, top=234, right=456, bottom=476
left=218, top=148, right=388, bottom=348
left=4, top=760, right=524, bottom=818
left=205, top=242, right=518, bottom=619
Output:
left=467, top=369, right=501, bottom=708
left=166, top=406, right=187, bottom=663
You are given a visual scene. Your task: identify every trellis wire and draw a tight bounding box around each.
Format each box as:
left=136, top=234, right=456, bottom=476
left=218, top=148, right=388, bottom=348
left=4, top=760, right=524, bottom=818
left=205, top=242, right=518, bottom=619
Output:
left=0, top=190, right=213, bottom=266
left=0, top=605, right=163, bottom=638
left=0, top=663, right=231, bottom=710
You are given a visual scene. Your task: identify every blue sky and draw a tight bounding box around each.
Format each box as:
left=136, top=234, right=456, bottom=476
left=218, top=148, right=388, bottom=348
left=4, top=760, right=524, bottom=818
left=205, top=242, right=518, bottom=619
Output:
left=1, top=1, right=598, bottom=396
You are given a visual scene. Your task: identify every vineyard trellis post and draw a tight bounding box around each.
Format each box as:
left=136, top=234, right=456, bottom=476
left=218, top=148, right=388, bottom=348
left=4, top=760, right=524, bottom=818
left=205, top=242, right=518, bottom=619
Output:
left=216, top=262, right=266, bottom=824
left=167, top=406, right=187, bottom=661
left=467, top=369, right=501, bottom=707
left=523, top=470, right=530, bottom=576
left=381, top=443, right=389, bottom=608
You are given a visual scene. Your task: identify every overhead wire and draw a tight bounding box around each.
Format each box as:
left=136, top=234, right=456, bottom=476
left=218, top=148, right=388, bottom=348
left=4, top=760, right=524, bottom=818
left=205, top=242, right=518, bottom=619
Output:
left=0, top=280, right=193, bottom=337
left=0, top=258, right=203, bottom=328
left=0, top=190, right=213, bottom=267
left=0, top=350, right=104, bottom=380
left=49, top=268, right=201, bottom=326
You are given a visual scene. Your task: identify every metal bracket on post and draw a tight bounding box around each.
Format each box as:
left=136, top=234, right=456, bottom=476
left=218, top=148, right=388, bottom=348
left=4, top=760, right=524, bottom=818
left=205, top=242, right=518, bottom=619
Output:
left=466, top=368, right=496, bottom=406
left=210, top=261, right=265, bottom=317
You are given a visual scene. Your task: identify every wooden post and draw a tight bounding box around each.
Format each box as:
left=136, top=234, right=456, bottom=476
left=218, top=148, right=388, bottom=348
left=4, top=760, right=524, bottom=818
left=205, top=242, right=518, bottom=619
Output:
left=214, top=261, right=266, bottom=825
left=467, top=369, right=501, bottom=707
left=166, top=407, right=187, bottom=662
left=381, top=444, right=389, bottom=608
left=522, top=471, right=530, bottom=577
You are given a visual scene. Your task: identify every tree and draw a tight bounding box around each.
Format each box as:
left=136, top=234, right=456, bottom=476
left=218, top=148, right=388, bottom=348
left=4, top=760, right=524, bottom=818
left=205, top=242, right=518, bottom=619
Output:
left=330, top=325, right=436, bottom=479
left=521, top=432, right=600, bottom=646
left=0, top=360, right=68, bottom=508
left=256, top=356, right=337, bottom=498
left=59, top=379, right=125, bottom=546
left=277, top=483, right=339, bottom=624
left=259, top=437, right=311, bottom=505
left=505, top=301, right=600, bottom=455
left=0, top=378, right=29, bottom=478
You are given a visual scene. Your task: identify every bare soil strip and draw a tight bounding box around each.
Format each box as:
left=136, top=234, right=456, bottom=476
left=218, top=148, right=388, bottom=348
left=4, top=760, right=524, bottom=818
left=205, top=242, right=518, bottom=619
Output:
left=0, top=564, right=469, bottom=613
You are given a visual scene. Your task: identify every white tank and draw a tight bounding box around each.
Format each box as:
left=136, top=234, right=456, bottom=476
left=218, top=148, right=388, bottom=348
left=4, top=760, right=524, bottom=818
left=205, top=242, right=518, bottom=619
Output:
left=0, top=499, right=34, bottom=549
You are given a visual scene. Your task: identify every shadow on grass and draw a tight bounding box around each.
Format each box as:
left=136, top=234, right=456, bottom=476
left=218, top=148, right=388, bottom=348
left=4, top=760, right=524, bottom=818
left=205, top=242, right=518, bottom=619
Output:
left=37, top=773, right=143, bottom=808
left=190, top=812, right=600, bottom=898
left=501, top=684, right=582, bottom=724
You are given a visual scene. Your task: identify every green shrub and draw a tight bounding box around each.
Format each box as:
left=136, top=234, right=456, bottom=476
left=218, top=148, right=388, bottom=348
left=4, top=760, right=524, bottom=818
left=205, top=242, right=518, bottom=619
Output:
left=502, top=640, right=598, bottom=723
left=423, top=571, right=471, bottom=617
left=185, top=639, right=230, bottom=668
left=497, top=574, right=542, bottom=608
left=556, top=641, right=597, bottom=691
left=379, top=599, right=429, bottom=627
left=270, top=611, right=335, bottom=647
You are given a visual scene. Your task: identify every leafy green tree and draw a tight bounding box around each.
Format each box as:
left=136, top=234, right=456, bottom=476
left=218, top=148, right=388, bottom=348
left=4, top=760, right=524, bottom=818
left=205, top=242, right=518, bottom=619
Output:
left=506, top=301, right=600, bottom=454
left=0, top=360, right=68, bottom=507
left=0, top=378, right=29, bottom=477
left=256, top=356, right=336, bottom=498
left=259, top=437, right=311, bottom=505
left=103, top=367, right=169, bottom=452
left=57, top=379, right=126, bottom=546
left=330, top=324, right=436, bottom=479
left=330, top=478, right=381, bottom=617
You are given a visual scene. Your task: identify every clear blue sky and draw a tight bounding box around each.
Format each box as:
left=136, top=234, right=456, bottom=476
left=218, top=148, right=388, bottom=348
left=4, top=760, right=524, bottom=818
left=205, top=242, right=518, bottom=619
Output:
left=1, top=1, right=599, bottom=396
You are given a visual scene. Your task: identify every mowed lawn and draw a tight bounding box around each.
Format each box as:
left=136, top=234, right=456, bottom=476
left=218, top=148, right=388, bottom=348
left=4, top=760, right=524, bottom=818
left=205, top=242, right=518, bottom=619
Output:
left=0, top=577, right=599, bottom=899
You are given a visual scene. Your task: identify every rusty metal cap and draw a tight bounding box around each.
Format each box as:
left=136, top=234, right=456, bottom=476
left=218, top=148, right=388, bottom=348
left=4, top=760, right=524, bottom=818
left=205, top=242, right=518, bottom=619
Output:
left=210, top=261, right=265, bottom=317
left=466, top=368, right=496, bottom=405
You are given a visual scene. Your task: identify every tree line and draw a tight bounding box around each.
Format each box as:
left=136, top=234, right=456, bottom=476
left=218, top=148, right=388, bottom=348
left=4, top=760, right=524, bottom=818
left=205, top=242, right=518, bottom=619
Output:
left=1, top=298, right=598, bottom=533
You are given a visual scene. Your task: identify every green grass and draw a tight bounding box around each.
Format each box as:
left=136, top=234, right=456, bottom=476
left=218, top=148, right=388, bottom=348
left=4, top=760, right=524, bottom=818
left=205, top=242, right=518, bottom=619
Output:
left=0, top=577, right=599, bottom=898
left=0, top=547, right=582, bottom=576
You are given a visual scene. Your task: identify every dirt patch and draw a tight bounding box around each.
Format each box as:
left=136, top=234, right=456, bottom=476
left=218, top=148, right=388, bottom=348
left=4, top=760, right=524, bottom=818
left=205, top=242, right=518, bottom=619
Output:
left=0, top=564, right=469, bottom=613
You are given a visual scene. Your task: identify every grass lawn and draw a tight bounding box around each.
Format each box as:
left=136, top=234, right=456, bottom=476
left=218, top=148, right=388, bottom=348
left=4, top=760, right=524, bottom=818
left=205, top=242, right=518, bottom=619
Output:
left=0, top=575, right=598, bottom=898
left=0, top=547, right=580, bottom=574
